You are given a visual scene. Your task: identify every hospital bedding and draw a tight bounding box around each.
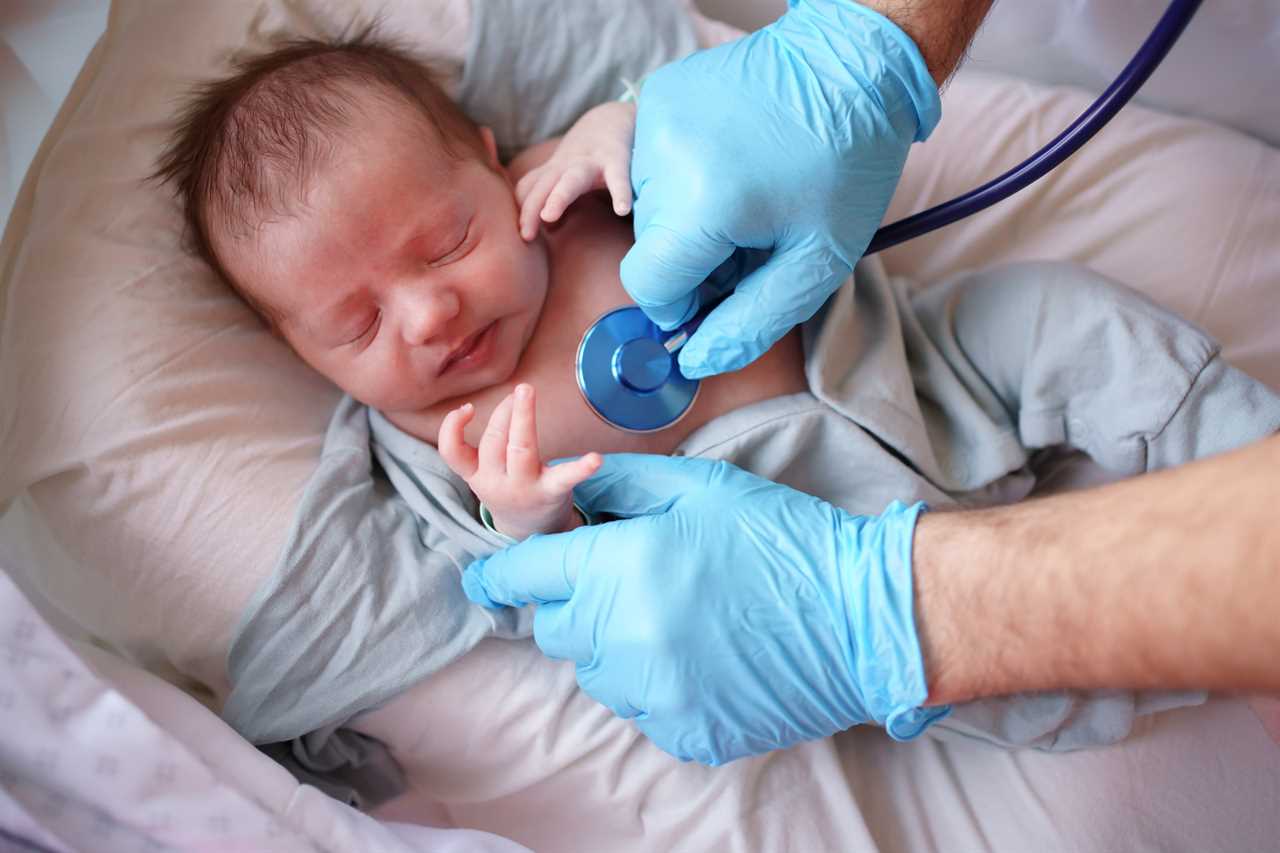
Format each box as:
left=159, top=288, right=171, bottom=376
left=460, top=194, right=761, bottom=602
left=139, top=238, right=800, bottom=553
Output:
left=2, top=1, right=1280, bottom=850
left=4, top=554, right=1276, bottom=853
left=0, top=562, right=529, bottom=853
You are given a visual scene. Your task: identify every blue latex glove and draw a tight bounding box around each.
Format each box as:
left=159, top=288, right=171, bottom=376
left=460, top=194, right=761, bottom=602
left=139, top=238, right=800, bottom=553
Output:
left=620, top=0, right=941, bottom=379
left=462, top=454, right=949, bottom=765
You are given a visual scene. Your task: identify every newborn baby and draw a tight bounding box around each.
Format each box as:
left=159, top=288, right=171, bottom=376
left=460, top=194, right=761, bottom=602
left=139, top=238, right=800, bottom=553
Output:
left=156, top=34, right=805, bottom=541
left=156, top=33, right=1280, bottom=770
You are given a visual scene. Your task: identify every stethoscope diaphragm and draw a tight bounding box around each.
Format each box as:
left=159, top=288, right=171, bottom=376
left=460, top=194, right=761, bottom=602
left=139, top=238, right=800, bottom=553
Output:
left=575, top=306, right=700, bottom=433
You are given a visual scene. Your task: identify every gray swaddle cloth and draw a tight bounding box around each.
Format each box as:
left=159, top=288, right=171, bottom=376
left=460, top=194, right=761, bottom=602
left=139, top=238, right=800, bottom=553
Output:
left=226, top=254, right=1280, bottom=804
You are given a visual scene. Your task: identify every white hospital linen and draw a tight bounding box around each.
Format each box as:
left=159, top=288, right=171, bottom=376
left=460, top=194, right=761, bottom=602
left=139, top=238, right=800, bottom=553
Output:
left=7, top=551, right=1270, bottom=853
left=0, top=563, right=529, bottom=853
left=361, top=639, right=1280, bottom=852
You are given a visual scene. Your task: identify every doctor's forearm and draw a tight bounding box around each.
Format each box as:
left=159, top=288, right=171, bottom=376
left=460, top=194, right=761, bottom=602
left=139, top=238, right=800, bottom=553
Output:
left=912, top=434, right=1280, bottom=705
left=858, top=0, right=994, bottom=85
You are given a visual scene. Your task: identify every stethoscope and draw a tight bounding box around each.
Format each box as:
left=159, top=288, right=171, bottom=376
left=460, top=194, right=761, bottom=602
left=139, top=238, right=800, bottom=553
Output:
left=577, top=0, right=1203, bottom=433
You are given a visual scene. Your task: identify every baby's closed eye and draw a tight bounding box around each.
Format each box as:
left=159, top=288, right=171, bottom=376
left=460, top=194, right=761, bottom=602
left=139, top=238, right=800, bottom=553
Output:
left=344, top=311, right=381, bottom=347
left=427, top=218, right=474, bottom=267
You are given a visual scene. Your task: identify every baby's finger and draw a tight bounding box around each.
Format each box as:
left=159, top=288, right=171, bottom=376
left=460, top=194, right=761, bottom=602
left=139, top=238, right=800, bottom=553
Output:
left=506, top=383, right=541, bottom=482
left=604, top=161, right=632, bottom=216
left=516, top=168, right=552, bottom=213
left=478, top=393, right=515, bottom=474
left=520, top=170, right=560, bottom=240
left=543, top=452, right=604, bottom=495
left=541, top=164, right=597, bottom=223
left=514, top=169, right=539, bottom=205
left=437, top=404, right=479, bottom=479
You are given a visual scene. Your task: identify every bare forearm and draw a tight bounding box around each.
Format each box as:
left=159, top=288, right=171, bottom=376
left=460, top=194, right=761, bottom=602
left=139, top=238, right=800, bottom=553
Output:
left=914, top=434, right=1280, bottom=705
left=858, top=0, right=994, bottom=84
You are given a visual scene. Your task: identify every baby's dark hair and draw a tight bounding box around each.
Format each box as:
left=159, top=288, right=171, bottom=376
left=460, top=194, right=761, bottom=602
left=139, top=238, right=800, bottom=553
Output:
left=151, top=27, right=486, bottom=323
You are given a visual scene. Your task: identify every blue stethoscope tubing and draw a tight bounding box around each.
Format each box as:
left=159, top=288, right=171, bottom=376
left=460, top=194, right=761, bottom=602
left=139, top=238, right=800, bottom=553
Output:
left=578, top=0, right=1204, bottom=433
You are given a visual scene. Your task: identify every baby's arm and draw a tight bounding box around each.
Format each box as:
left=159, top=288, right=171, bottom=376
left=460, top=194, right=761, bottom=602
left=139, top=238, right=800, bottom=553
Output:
left=514, top=100, right=637, bottom=240
left=438, top=383, right=602, bottom=540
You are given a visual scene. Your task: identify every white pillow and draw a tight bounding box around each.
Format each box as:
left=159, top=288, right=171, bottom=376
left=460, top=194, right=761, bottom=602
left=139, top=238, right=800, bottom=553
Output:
left=1, top=0, right=1277, bottom=716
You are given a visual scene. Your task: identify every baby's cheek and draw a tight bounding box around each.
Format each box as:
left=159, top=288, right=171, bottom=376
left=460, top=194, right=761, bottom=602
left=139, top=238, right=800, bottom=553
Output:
left=337, top=358, right=422, bottom=412
left=515, top=237, right=550, bottom=301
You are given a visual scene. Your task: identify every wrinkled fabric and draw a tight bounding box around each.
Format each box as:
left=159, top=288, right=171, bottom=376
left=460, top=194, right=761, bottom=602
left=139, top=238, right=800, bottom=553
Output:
left=229, top=254, right=1280, bottom=806
left=222, top=399, right=532, bottom=734
left=693, top=258, right=1280, bottom=750
left=456, top=0, right=700, bottom=160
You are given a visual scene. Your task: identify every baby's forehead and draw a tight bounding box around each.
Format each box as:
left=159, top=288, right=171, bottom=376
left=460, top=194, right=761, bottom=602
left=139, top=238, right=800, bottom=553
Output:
left=324, top=79, right=444, bottom=146
left=221, top=86, right=438, bottom=217
left=224, top=107, right=467, bottom=287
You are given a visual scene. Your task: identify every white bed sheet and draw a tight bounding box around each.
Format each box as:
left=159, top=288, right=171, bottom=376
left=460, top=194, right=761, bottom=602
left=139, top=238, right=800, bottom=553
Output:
left=364, top=644, right=1280, bottom=852
left=0, top=558, right=530, bottom=853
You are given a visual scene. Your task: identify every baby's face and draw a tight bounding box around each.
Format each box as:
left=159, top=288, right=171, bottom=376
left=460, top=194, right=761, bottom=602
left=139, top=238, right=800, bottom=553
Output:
left=222, top=101, right=548, bottom=415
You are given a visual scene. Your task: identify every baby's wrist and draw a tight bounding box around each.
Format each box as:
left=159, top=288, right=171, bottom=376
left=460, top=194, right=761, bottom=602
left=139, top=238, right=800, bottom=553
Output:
left=479, top=501, right=590, bottom=542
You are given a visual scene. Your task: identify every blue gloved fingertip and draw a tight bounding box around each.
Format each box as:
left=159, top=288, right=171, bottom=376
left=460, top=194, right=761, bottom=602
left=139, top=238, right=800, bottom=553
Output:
left=676, top=357, right=713, bottom=380
left=676, top=338, right=726, bottom=379
left=678, top=338, right=751, bottom=380
left=649, top=297, right=698, bottom=333
left=462, top=562, right=504, bottom=610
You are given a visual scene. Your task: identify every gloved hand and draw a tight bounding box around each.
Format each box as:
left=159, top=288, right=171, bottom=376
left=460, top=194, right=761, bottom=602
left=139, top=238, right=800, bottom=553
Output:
left=462, top=454, right=950, bottom=765
left=621, top=0, right=941, bottom=378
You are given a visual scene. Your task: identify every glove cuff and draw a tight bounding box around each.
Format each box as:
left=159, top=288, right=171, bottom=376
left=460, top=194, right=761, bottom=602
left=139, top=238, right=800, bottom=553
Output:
left=841, top=500, right=951, bottom=739
left=788, top=0, right=943, bottom=141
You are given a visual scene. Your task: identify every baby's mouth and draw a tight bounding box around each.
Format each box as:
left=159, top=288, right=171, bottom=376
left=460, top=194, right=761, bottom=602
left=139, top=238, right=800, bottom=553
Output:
left=439, top=321, right=497, bottom=376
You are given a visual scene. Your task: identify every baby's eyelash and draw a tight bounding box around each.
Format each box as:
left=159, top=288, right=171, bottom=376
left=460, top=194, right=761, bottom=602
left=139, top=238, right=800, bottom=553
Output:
left=430, top=221, right=472, bottom=267
left=349, top=311, right=381, bottom=347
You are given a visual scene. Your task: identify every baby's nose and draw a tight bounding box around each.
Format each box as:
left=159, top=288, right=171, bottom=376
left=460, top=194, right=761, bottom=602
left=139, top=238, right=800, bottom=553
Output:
left=397, top=285, right=461, bottom=346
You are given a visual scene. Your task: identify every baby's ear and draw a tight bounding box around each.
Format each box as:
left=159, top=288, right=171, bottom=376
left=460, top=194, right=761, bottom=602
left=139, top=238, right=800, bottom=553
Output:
left=479, top=126, right=500, bottom=169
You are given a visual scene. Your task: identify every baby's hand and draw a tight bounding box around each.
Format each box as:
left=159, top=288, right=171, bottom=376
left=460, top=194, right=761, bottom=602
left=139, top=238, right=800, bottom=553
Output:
left=515, top=100, right=636, bottom=240
left=438, top=383, right=603, bottom=540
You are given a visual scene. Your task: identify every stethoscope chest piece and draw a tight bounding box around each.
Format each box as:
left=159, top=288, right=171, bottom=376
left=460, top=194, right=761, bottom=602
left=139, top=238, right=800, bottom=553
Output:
left=576, top=306, right=700, bottom=433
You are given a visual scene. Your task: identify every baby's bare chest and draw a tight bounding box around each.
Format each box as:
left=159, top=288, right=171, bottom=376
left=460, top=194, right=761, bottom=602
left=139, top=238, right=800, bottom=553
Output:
left=503, top=213, right=688, bottom=459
